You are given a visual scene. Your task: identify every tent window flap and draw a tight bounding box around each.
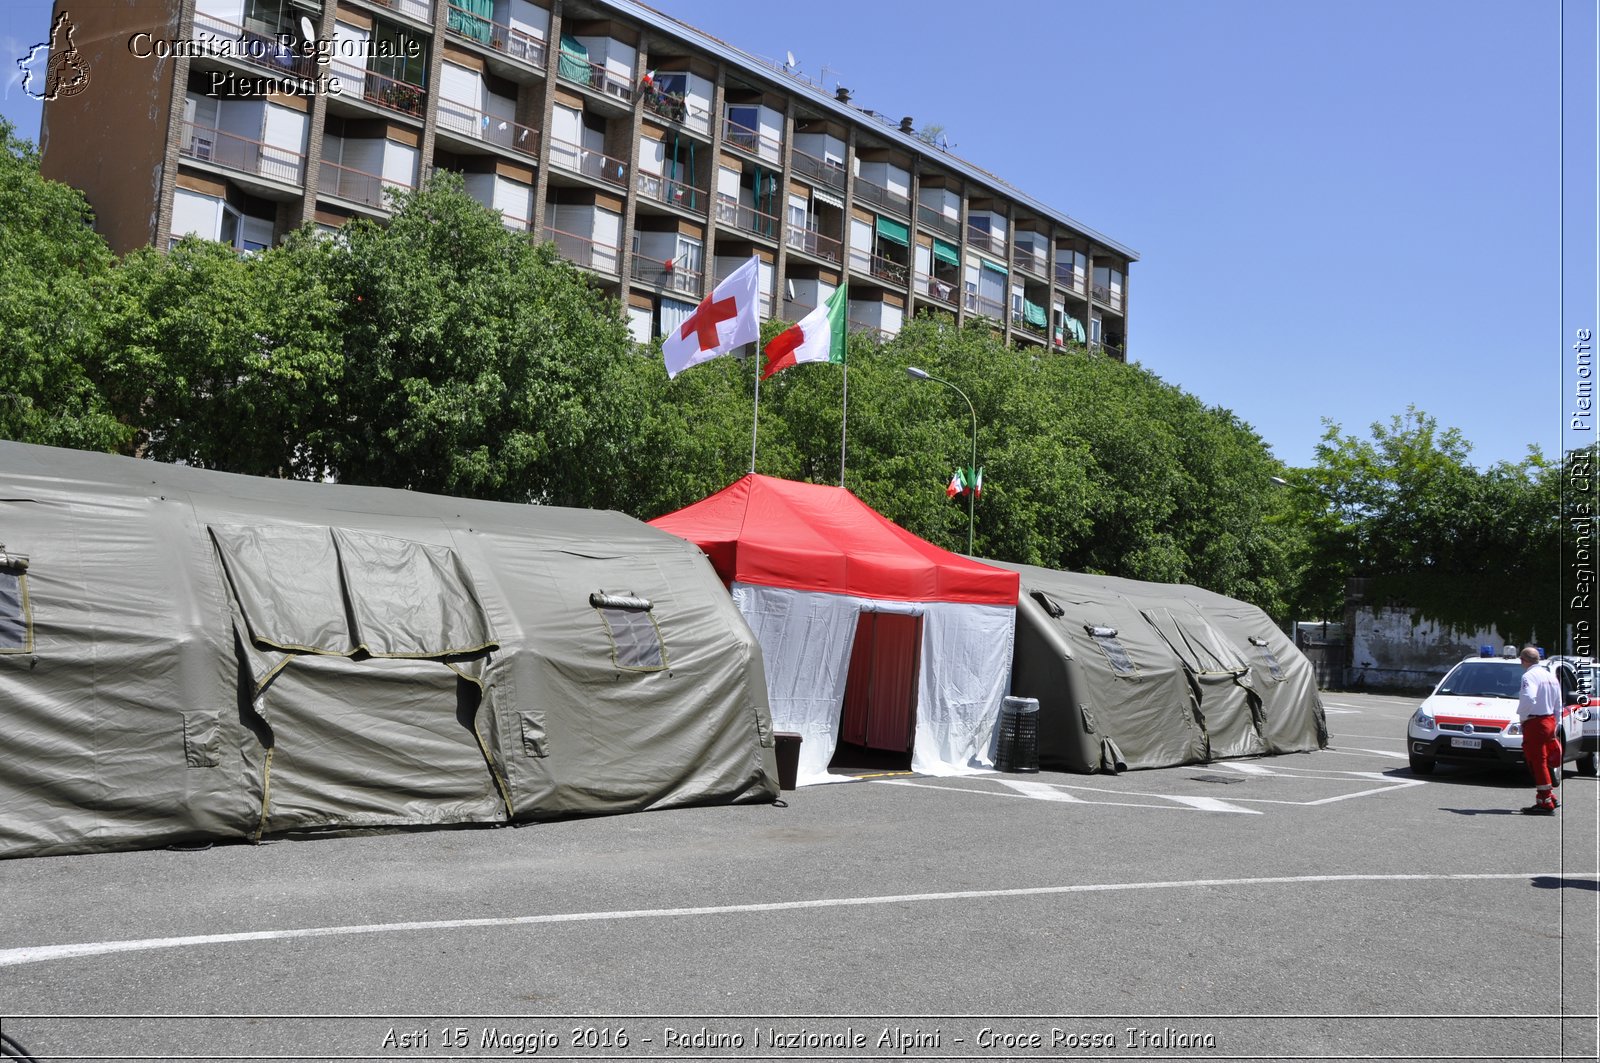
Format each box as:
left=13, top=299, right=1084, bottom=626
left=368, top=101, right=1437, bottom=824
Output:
left=1086, top=624, right=1136, bottom=677
left=1248, top=635, right=1285, bottom=681
left=592, top=591, right=667, bottom=671
left=210, top=525, right=497, bottom=659
left=0, top=568, right=31, bottom=653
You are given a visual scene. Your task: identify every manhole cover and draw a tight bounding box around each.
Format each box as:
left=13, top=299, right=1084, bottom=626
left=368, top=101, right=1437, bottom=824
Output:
left=1189, top=774, right=1248, bottom=784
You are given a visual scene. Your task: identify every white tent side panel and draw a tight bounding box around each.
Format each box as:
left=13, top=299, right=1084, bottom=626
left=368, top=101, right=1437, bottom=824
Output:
left=731, top=582, right=1015, bottom=786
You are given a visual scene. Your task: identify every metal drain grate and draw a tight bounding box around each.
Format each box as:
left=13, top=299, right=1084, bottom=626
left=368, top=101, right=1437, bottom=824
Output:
left=1189, top=774, right=1248, bottom=784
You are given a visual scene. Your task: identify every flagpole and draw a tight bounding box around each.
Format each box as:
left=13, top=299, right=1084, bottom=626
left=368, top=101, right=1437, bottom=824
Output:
left=750, top=342, right=760, bottom=475
left=838, top=363, right=848, bottom=487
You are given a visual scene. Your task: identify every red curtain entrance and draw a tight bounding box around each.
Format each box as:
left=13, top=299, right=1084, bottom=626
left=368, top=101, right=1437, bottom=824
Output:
left=838, top=611, right=923, bottom=752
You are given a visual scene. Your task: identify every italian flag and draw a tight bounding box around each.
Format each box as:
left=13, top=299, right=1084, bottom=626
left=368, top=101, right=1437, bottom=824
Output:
left=761, top=284, right=848, bottom=380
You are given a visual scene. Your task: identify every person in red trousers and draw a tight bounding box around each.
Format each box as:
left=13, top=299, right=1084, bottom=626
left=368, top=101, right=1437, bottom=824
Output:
left=1517, top=646, right=1562, bottom=815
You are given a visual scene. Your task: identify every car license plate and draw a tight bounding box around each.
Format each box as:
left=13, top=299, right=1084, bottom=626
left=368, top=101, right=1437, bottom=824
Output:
left=1451, top=737, right=1483, bottom=749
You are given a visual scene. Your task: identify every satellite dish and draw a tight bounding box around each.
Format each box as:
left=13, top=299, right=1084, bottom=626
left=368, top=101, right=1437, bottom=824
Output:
left=300, top=15, right=315, bottom=43
left=785, top=50, right=797, bottom=69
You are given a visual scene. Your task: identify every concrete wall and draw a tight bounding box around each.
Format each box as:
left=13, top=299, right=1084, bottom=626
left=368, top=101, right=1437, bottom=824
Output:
left=1347, top=605, right=1506, bottom=692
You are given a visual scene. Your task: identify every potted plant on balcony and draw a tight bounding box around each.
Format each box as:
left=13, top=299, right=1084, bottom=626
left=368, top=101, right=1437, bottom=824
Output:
left=382, top=83, right=422, bottom=114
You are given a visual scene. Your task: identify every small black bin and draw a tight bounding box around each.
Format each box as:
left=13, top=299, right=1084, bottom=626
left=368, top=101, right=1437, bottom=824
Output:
left=994, top=696, right=1040, bottom=773
left=773, top=732, right=803, bottom=791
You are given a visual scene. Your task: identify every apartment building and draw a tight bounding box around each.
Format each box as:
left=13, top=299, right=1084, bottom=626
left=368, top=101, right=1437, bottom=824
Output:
left=40, top=0, right=1135, bottom=354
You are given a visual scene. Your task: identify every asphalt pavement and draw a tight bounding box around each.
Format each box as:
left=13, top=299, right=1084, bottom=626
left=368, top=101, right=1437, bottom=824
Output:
left=1, top=691, right=1595, bottom=1062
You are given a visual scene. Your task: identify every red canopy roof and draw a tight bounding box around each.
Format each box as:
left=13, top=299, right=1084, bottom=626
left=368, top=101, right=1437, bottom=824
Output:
left=649, top=474, right=1019, bottom=606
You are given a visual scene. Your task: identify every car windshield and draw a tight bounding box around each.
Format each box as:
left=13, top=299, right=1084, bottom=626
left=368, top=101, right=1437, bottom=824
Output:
left=1436, top=661, right=1521, bottom=698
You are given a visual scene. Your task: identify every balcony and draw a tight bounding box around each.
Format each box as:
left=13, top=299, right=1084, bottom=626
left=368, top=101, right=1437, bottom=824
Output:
left=548, top=138, right=628, bottom=187
left=847, top=246, right=908, bottom=287
left=543, top=225, right=619, bottom=276
left=319, top=159, right=410, bottom=209
left=853, top=176, right=910, bottom=219
left=636, top=171, right=708, bottom=213
left=964, top=290, right=1005, bottom=322
left=436, top=95, right=541, bottom=159
left=630, top=256, right=703, bottom=298
left=558, top=55, right=633, bottom=103
left=1012, top=245, right=1049, bottom=276
left=721, top=117, right=781, bottom=162
left=1010, top=310, right=1049, bottom=339
left=444, top=5, right=548, bottom=69
left=191, top=12, right=320, bottom=80
left=371, top=0, right=431, bottom=21
left=642, top=90, right=711, bottom=134
left=965, top=225, right=1003, bottom=255
left=354, top=69, right=428, bottom=118
left=782, top=297, right=816, bottom=321
left=1054, top=266, right=1086, bottom=295
left=913, top=272, right=958, bottom=308
left=785, top=226, right=842, bottom=265
left=916, top=204, right=959, bottom=239
left=181, top=120, right=304, bottom=185
left=714, top=194, right=780, bottom=241
left=791, top=147, right=846, bottom=191
left=1092, top=284, right=1124, bottom=312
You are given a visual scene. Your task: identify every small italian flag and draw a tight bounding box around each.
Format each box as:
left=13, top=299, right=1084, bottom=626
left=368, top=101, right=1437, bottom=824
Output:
left=945, top=467, right=984, bottom=498
left=946, top=469, right=965, bottom=498
left=761, top=284, right=848, bottom=380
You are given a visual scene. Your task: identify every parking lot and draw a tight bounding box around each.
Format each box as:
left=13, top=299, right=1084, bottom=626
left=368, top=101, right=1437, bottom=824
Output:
left=2, top=691, right=1595, bottom=1061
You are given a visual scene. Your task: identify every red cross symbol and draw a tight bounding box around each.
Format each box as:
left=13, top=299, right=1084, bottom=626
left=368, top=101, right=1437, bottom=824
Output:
left=679, top=293, right=739, bottom=352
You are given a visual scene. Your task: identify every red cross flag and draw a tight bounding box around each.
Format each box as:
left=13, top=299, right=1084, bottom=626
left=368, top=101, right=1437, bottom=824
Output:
left=661, top=255, right=762, bottom=379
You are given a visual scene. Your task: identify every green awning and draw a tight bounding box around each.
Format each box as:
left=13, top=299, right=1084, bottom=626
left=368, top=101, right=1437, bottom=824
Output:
left=874, top=215, right=909, bottom=246
left=931, top=238, right=958, bottom=267
left=1024, top=300, right=1047, bottom=327
left=980, top=258, right=1008, bottom=275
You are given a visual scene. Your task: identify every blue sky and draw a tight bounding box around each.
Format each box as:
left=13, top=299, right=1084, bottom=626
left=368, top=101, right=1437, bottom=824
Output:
left=4, top=0, right=1595, bottom=471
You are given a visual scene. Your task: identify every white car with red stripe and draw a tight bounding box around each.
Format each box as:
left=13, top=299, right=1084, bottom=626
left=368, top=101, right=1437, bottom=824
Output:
left=1407, top=653, right=1597, bottom=777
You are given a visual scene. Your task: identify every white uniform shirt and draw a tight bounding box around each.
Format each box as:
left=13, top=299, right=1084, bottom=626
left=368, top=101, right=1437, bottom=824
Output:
left=1517, top=665, right=1561, bottom=719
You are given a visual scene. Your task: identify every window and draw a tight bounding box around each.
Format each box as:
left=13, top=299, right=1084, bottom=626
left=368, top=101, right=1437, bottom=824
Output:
left=1086, top=624, right=1136, bottom=677
left=0, top=547, right=31, bottom=653
left=1247, top=636, right=1285, bottom=681
left=590, top=592, right=666, bottom=671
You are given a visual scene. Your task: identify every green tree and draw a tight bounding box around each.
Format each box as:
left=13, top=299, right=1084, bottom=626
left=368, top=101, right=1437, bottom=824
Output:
left=0, top=120, right=124, bottom=450
left=311, top=173, right=639, bottom=501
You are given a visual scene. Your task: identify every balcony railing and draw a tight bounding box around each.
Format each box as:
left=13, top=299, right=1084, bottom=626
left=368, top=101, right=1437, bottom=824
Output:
left=181, top=120, right=304, bottom=184
left=965, top=225, right=1003, bottom=254
left=636, top=171, right=708, bottom=213
left=1092, top=284, right=1124, bottom=311
left=853, top=176, right=910, bottom=218
left=714, top=194, right=780, bottom=240
left=847, top=246, right=908, bottom=286
left=548, top=138, right=629, bottom=187
left=558, top=55, right=633, bottom=102
left=964, top=290, right=1005, bottom=321
left=374, top=0, right=431, bottom=21
left=444, top=5, right=548, bottom=69
left=436, top=94, right=540, bottom=158
left=916, top=204, right=959, bottom=239
left=785, top=226, right=842, bottom=264
left=1012, top=246, right=1049, bottom=276
left=191, top=12, right=320, bottom=79
left=913, top=272, right=958, bottom=307
left=782, top=297, right=816, bottom=321
left=318, top=158, right=411, bottom=209
left=630, top=256, right=703, bottom=298
left=355, top=69, right=428, bottom=118
left=642, top=90, right=711, bottom=134
left=847, top=318, right=898, bottom=343
left=791, top=147, right=846, bottom=190
left=1055, top=266, right=1086, bottom=294
left=721, top=117, right=782, bottom=162
left=1011, top=310, right=1049, bottom=337
left=543, top=225, right=619, bottom=275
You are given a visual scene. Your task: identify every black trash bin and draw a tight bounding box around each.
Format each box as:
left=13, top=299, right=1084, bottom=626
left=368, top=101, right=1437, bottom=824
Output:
left=773, top=732, right=803, bottom=791
left=994, top=696, right=1040, bottom=773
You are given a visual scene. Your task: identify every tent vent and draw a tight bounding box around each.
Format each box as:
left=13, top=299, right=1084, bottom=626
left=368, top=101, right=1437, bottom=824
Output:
left=1030, top=591, right=1065, bottom=619
left=0, top=545, right=28, bottom=572
left=589, top=592, right=653, bottom=612
left=1085, top=624, right=1136, bottom=677
left=0, top=564, right=31, bottom=654
left=1248, top=637, right=1285, bottom=681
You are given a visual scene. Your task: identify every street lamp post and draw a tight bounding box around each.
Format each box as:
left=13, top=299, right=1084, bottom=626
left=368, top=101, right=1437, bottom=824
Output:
left=907, top=366, right=977, bottom=555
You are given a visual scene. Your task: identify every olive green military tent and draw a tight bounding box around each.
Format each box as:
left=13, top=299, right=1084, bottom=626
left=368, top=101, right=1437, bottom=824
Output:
left=991, top=561, right=1327, bottom=773
left=0, top=441, right=778, bottom=859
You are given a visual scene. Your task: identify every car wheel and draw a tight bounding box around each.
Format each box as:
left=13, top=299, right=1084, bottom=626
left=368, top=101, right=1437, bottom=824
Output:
left=1409, top=752, right=1435, bottom=775
left=1578, top=751, right=1599, bottom=777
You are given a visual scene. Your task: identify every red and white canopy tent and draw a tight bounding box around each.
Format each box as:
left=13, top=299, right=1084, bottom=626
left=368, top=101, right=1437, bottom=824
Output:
left=651, top=475, right=1019, bottom=784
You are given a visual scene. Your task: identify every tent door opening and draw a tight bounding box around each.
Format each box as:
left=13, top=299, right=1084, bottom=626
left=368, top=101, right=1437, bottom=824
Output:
left=831, top=611, right=922, bottom=770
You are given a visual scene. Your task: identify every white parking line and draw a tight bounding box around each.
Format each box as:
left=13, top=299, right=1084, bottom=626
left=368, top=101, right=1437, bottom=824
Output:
left=4, top=872, right=1586, bottom=969
left=1324, top=747, right=1411, bottom=760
